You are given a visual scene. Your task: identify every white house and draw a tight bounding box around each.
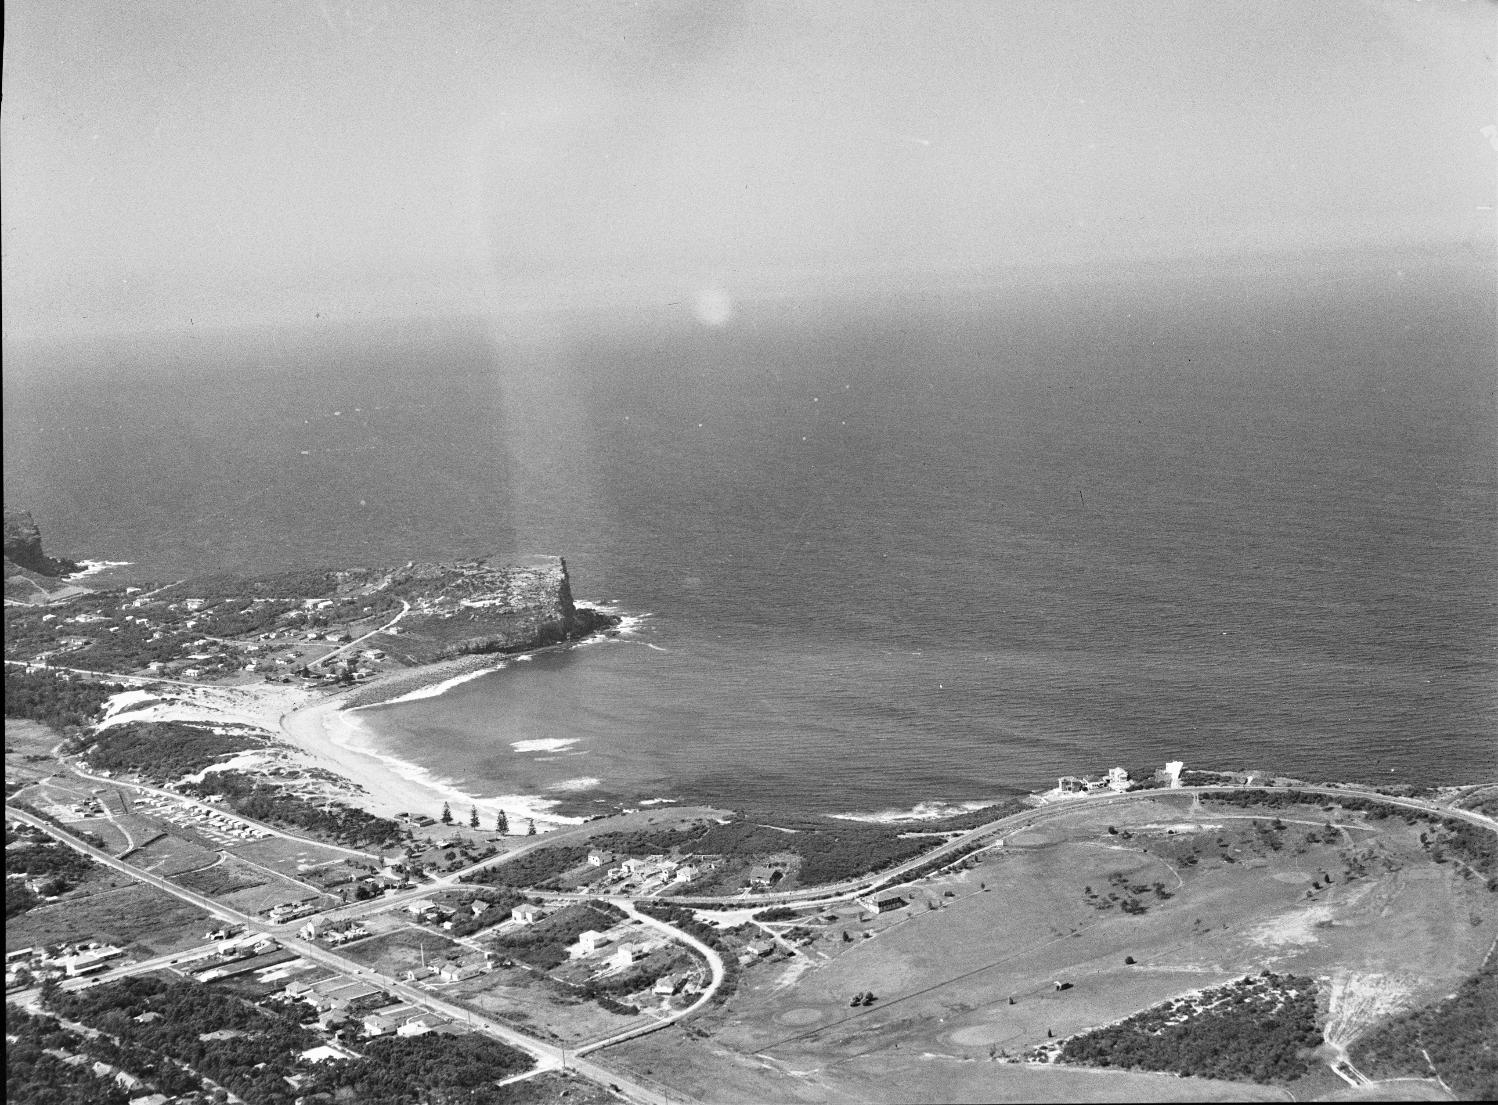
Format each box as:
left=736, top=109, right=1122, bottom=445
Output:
left=569, top=930, right=611, bottom=959
left=610, top=943, right=644, bottom=970
left=653, top=972, right=684, bottom=996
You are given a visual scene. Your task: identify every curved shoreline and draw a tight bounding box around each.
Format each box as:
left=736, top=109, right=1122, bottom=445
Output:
left=277, top=694, right=580, bottom=830
left=270, top=618, right=635, bottom=831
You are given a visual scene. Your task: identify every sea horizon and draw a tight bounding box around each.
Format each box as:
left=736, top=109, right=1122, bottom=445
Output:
left=6, top=252, right=1495, bottom=817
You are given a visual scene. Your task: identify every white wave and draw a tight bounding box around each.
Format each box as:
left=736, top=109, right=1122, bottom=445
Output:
left=829, top=799, right=1000, bottom=824
left=638, top=797, right=679, bottom=806
left=368, top=666, right=500, bottom=706
left=646, top=643, right=668, bottom=652
left=71, top=559, right=132, bottom=578
left=577, top=600, right=623, bottom=615
left=548, top=776, right=602, bottom=792
left=613, top=612, right=650, bottom=637
left=511, top=738, right=579, bottom=753
left=325, top=710, right=584, bottom=827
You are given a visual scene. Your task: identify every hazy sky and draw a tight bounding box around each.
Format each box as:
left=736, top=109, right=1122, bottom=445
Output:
left=3, top=0, right=1493, bottom=341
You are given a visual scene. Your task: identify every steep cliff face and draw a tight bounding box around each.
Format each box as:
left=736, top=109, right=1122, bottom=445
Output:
left=372, top=555, right=618, bottom=664
left=3, top=509, right=80, bottom=578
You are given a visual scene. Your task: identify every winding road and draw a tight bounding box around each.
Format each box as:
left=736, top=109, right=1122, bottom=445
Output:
left=10, top=779, right=1493, bottom=1103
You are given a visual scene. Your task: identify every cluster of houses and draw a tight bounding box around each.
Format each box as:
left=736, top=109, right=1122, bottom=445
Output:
left=563, top=928, right=702, bottom=997
left=265, top=895, right=329, bottom=925
left=283, top=974, right=476, bottom=1038
left=188, top=936, right=287, bottom=982
left=132, top=793, right=271, bottom=844
left=1053, top=761, right=1188, bottom=799
left=42, top=1048, right=168, bottom=1105
left=400, top=895, right=494, bottom=930
left=1054, top=766, right=1135, bottom=796
left=51, top=794, right=106, bottom=821
left=584, top=850, right=718, bottom=895
left=5, top=942, right=126, bottom=985
left=298, top=918, right=370, bottom=946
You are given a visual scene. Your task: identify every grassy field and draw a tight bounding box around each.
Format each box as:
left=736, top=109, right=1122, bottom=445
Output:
left=443, top=964, right=643, bottom=1046
left=175, top=854, right=271, bottom=898
left=124, top=833, right=221, bottom=877
left=336, top=920, right=653, bottom=1045
left=4, top=719, right=62, bottom=791
left=230, top=833, right=372, bottom=872
left=210, top=864, right=336, bottom=916
left=337, top=925, right=468, bottom=975
left=6, top=883, right=214, bottom=956
left=599, top=793, right=1495, bottom=1104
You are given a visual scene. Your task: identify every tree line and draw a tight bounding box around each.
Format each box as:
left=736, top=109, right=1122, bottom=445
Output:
left=72, top=720, right=261, bottom=782
left=1058, top=972, right=1321, bottom=1084
left=180, top=770, right=403, bottom=848
left=4, top=667, right=117, bottom=732
left=1350, top=959, right=1497, bottom=1100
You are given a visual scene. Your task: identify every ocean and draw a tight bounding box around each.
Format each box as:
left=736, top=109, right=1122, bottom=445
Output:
left=5, top=248, right=1495, bottom=818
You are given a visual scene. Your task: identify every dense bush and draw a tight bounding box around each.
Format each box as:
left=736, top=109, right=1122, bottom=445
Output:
left=46, top=976, right=314, bottom=1103
left=7, top=1004, right=133, bottom=1105
left=1058, top=973, right=1321, bottom=1083
left=1351, top=960, right=1497, bottom=1100
left=301, top=1032, right=531, bottom=1103
left=180, top=770, right=402, bottom=848
left=488, top=901, right=626, bottom=970
left=445, top=888, right=527, bottom=937
left=3, top=667, right=117, bottom=730
left=635, top=901, right=740, bottom=1003
left=463, top=845, right=590, bottom=889
left=75, top=720, right=258, bottom=781
left=1202, top=790, right=1498, bottom=886
left=5, top=831, right=97, bottom=912
left=34, top=973, right=535, bottom=1105
left=584, top=807, right=1011, bottom=890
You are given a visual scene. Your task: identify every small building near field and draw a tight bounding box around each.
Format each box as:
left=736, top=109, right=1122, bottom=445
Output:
left=858, top=895, right=908, bottom=917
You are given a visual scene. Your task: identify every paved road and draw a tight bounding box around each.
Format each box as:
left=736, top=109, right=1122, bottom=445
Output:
left=570, top=901, right=728, bottom=1057
left=53, top=754, right=381, bottom=862
left=4, top=803, right=678, bottom=1105
left=306, top=599, right=410, bottom=669
left=13, top=781, right=1491, bottom=1102
left=653, top=783, right=1498, bottom=909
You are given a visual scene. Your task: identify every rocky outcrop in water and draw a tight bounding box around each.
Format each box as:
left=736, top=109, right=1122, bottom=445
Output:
left=3, top=509, right=80, bottom=578
left=367, top=555, right=619, bottom=665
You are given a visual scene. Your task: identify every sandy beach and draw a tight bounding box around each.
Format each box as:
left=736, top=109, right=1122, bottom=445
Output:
left=98, top=672, right=582, bottom=833
left=279, top=694, right=579, bottom=830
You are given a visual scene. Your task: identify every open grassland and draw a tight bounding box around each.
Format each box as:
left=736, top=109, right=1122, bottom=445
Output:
left=601, top=793, right=1495, bottom=1104
left=211, top=866, right=335, bottom=915
left=443, top=966, right=642, bottom=1046
left=124, top=833, right=221, bottom=877
left=336, top=925, right=468, bottom=975
left=6, top=882, right=214, bottom=955
left=66, top=816, right=132, bottom=853
left=336, top=923, right=646, bottom=1045
left=4, top=719, right=62, bottom=790
left=230, top=833, right=367, bottom=871
left=174, top=854, right=271, bottom=898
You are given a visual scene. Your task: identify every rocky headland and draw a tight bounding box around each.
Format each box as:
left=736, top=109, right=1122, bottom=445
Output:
left=360, top=554, right=618, bottom=666
left=3, top=509, right=80, bottom=579
left=3, top=509, right=87, bottom=604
